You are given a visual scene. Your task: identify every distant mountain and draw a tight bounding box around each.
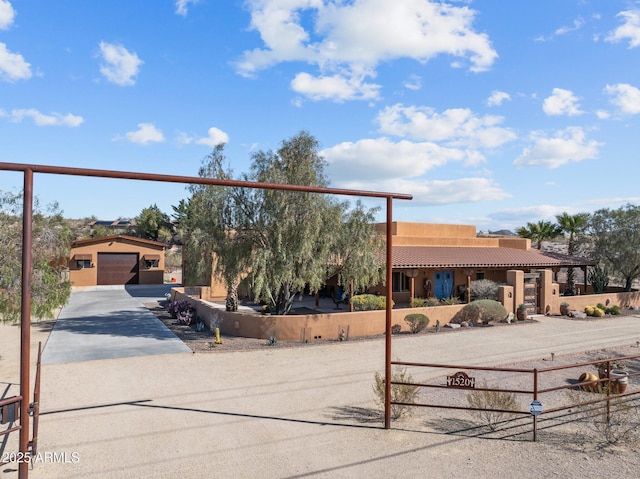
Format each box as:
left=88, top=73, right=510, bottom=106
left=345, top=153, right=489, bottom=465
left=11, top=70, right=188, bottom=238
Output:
left=488, top=229, right=517, bottom=236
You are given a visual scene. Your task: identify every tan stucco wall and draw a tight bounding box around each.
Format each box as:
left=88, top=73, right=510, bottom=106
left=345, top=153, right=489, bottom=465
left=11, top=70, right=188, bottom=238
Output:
left=172, top=288, right=465, bottom=340
left=374, top=221, right=531, bottom=250
left=69, top=238, right=165, bottom=286
left=172, top=285, right=640, bottom=341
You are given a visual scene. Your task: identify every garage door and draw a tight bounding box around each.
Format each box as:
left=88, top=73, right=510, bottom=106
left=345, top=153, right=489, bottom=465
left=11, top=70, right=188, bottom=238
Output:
left=97, top=253, right=139, bottom=285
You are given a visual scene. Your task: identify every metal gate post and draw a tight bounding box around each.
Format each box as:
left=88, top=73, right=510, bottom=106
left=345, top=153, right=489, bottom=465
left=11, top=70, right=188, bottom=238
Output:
left=384, top=197, right=393, bottom=429
left=532, top=368, right=538, bottom=442
left=19, top=169, right=33, bottom=479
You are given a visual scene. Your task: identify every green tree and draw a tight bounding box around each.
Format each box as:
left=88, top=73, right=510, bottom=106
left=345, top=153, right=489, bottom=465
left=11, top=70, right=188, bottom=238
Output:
left=515, top=220, right=562, bottom=250
left=135, top=204, right=172, bottom=242
left=0, top=191, right=71, bottom=323
left=587, top=204, right=640, bottom=291
left=556, top=212, right=590, bottom=295
left=180, top=131, right=385, bottom=315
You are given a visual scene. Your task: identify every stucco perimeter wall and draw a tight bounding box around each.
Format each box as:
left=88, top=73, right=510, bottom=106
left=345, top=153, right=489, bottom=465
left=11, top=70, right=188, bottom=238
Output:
left=171, top=288, right=464, bottom=340
left=557, top=291, right=640, bottom=312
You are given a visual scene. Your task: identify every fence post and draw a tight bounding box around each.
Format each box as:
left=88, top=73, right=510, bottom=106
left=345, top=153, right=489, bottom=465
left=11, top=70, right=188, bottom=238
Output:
left=606, top=359, right=611, bottom=424
left=533, top=368, right=538, bottom=442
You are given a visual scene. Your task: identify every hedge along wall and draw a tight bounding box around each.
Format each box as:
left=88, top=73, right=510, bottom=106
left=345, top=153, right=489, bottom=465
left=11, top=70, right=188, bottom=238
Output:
left=171, top=288, right=465, bottom=340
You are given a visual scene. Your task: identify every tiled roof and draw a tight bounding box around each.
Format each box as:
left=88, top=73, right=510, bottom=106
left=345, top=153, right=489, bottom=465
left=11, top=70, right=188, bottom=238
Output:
left=392, top=246, right=595, bottom=269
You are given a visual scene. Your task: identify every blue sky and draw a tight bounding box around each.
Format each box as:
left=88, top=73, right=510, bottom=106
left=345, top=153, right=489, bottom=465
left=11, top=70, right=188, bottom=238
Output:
left=1, top=0, right=640, bottom=232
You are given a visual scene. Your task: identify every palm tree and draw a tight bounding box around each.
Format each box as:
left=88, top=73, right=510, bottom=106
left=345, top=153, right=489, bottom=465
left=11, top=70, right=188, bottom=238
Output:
left=556, top=212, right=590, bottom=295
left=515, top=220, right=562, bottom=250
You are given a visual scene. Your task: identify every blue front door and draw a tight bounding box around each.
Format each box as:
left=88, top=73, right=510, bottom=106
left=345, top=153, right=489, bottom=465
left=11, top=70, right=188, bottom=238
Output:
left=434, top=270, right=454, bottom=299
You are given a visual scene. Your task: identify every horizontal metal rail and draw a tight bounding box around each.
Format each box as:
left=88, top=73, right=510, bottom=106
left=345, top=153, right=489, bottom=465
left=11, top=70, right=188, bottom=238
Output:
left=391, top=350, right=640, bottom=441
left=1, top=395, right=23, bottom=438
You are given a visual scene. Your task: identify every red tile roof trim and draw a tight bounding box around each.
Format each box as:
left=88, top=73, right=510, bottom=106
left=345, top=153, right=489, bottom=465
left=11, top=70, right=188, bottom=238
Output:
left=392, top=246, right=595, bottom=269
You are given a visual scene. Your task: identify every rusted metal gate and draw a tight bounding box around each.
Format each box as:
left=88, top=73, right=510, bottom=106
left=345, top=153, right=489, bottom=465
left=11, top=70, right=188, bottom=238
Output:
left=0, top=343, right=41, bottom=466
left=391, top=352, right=640, bottom=441
left=0, top=161, right=412, bottom=478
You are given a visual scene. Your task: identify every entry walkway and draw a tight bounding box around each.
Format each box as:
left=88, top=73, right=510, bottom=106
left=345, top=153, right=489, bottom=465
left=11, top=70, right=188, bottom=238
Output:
left=42, top=285, right=191, bottom=364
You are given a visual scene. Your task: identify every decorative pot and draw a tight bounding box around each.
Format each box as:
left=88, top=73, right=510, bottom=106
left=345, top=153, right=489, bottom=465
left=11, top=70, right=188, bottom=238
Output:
left=610, top=370, right=629, bottom=394
left=517, top=309, right=527, bottom=321
left=578, top=372, right=600, bottom=393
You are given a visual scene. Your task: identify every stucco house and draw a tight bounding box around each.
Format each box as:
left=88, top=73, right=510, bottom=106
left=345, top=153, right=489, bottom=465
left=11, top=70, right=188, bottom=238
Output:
left=366, top=222, right=595, bottom=312
left=200, top=221, right=594, bottom=315
left=69, top=235, right=165, bottom=286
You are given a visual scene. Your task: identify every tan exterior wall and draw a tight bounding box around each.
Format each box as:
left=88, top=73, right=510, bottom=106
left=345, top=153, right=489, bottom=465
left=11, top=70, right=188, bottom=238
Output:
left=69, top=238, right=164, bottom=286
left=172, top=288, right=465, bottom=340
left=172, top=284, right=640, bottom=341
left=374, top=222, right=530, bottom=249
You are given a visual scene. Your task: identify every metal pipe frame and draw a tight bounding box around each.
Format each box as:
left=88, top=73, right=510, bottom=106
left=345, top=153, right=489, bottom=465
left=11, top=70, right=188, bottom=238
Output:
left=0, top=161, right=412, bottom=477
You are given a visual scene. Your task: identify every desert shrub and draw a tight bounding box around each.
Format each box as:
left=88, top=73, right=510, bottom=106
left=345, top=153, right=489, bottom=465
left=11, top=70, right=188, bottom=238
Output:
left=373, top=366, right=420, bottom=420
left=404, top=313, right=430, bottom=333
left=451, top=300, right=508, bottom=325
left=440, top=297, right=461, bottom=305
left=177, top=306, right=197, bottom=325
left=597, top=303, right=606, bottom=310
left=593, top=307, right=605, bottom=318
left=466, top=381, right=520, bottom=430
left=391, top=324, right=402, bottom=334
left=469, top=279, right=500, bottom=301
left=567, top=391, right=640, bottom=447
left=607, top=305, right=621, bottom=315
left=165, top=300, right=191, bottom=318
left=584, top=306, right=595, bottom=316
left=410, top=297, right=440, bottom=308
left=351, top=294, right=392, bottom=311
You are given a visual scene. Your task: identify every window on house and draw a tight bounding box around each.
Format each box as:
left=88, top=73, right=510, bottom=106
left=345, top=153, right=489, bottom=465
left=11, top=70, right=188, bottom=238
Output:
left=76, top=259, right=91, bottom=269
left=73, top=254, right=92, bottom=269
left=475, top=271, right=485, bottom=280
left=392, top=272, right=410, bottom=292
left=145, top=259, right=160, bottom=269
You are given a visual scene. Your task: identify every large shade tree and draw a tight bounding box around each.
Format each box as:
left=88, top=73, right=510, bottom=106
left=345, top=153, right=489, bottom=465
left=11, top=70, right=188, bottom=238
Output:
left=135, top=204, right=172, bottom=242
left=0, top=191, right=71, bottom=322
left=515, top=220, right=562, bottom=250
left=587, top=204, right=640, bottom=291
left=555, top=211, right=590, bottom=295
left=180, top=131, right=385, bottom=315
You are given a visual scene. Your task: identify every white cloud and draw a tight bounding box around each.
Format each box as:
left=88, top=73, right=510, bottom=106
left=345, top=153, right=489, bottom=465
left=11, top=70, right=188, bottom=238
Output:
left=376, top=103, right=516, bottom=149
left=0, top=0, right=15, bottom=29
left=6, top=108, right=84, bottom=127
left=489, top=204, right=570, bottom=223
left=487, top=90, right=511, bottom=107
left=98, top=42, right=143, bottom=86
left=175, top=0, right=198, bottom=17
left=606, top=10, right=640, bottom=48
left=0, top=42, right=31, bottom=82
left=322, top=137, right=468, bottom=182
left=514, top=127, right=602, bottom=169
left=542, top=88, right=583, bottom=116
left=555, top=18, right=584, bottom=36
left=237, top=0, right=497, bottom=101
left=596, top=110, right=610, bottom=120
left=195, top=127, right=230, bottom=147
left=403, top=74, right=422, bottom=91
left=123, top=123, right=164, bottom=145
left=290, top=72, right=380, bottom=101
left=604, top=83, right=640, bottom=114
left=177, top=127, right=230, bottom=146
left=535, top=17, right=584, bottom=42
left=335, top=176, right=509, bottom=206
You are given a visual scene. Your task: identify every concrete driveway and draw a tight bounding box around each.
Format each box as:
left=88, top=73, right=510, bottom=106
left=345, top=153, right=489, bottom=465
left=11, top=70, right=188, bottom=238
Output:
left=42, top=285, right=191, bottom=364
